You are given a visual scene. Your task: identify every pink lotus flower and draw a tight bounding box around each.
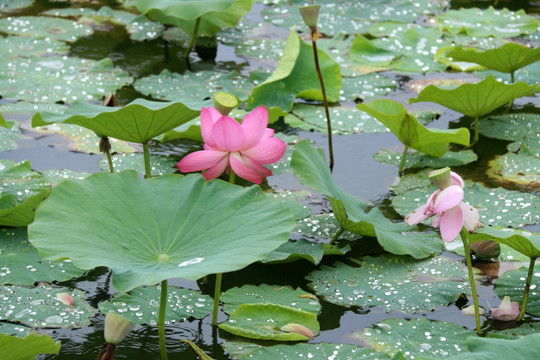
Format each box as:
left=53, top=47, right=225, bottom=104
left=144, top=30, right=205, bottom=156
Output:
left=177, top=106, right=287, bottom=184
left=491, top=296, right=520, bottom=321
left=404, top=168, right=481, bottom=242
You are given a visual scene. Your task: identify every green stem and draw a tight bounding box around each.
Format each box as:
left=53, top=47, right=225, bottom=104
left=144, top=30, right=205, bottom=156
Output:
left=229, top=171, right=236, bottom=185
left=158, top=280, right=168, bottom=360
left=212, top=273, right=222, bottom=326
left=505, top=72, right=515, bottom=112
left=330, top=227, right=344, bottom=245
left=517, top=257, right=536, bottom=321
left=311, top=32, right=334, bottom=172
left=185, top=17, right=201, bottom=60
left=106, top=151, right=114, bottom=173
left=143, top=142, right=151, bottom=179
left=511, top=71, right=515, bottom=83
left=398, top=145, right=409, bottom=174
left=460, top=228, right=482, bottom=335
left=472, top=116, right=479, bottom=146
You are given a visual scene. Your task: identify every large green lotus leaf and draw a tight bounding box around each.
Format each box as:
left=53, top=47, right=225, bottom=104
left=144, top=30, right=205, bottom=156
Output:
left=0, top=102, right=66, bottom=117
left=0, top=57, right=132, bottom=104
left=0, top=227, right=85, bottom=285
left=358, top=100, right=470, bottom=157
left=0, top=190, right=50, bottom=227
left=221, top=284, right=320, bottom=315
left=487, top=149, right=540, bottom=186
left=28, top=171, right=295, bottom=292
left=374, top=149, right=478, bottom=170
left=392, top=182, right=540, bottom=228
left=260, top=238, right=350, bottom=265
left=352, top=317, right=475, bottom=359
left=265, top=190, right=310, bottom=221
left=409, top=75, right=539, bottom=118
left=495, top=267, right=540, bottom=316
left=291, top=140, right=441, bottom=259
left=508, top=139, right=540, bottom=158
left=242, top=343, right=392, bottom=360
left=390, top=168, right=432, bottom=195
left=0, top=323, right=31, bottom=338
left=468, top=227, right=540, bottom=259
left=479, top=113, right=540, bottom=141
left=134, top=69, right=253, bottom=102
left=32, top=98, right=202, bottom=143
left=234, top=37, right=286, bottom=65
left=247, top=30, right=341, bottom=112
left=341, top=74, right=396, bottom=103
left=349, top=35, right=395, bottom=68
left=99, top=285, right=213, bottom=325
left=0, top=120, right=24, bottom=152
left=0, top=0, right=34, bottom=12
left=294, top=213, right=357, bottom=241
left=447, top=43, right=540, bottom=74
left=137, top=0, right=252, bottom=37
left=0, top=36, right=69, bottom=58
left=0, top=16, right=93, bottom=42
left=437, top=7, right=538, bottom=38
left=495, top=322, right=540, bottom=338
left=307, top=255, right=468, bottom=312
left=0, top=334, right=60, bottom=360
left=475, top=60, right=540, bottom=85
left=39, top=169, right=90, bottom=187
left=0, top=284, right=97, bottom=327
left=97, top=153, right=178, bottom=176
left=218, top=303, right=319, bottom=341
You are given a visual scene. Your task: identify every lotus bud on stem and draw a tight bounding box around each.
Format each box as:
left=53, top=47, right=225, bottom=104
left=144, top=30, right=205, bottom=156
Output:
left=96, top=313, right=135, bottom=360
left=213, top=91, right=239, bottom=116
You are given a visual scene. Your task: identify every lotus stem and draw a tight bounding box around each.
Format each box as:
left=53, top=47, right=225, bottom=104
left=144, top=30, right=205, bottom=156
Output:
left=471, top=116, right=479, bottom=146
left=211, top=273, right=222, bottom=326
left=517, top=257, right=536, bottom=321
left=143, top=142, right=151, bottom=179
left=99, top=136, right=114, bottom=173
left=330, top=227, right=344, bottom=245
left=158, top=280, right=168, bottom=360
left=460, top=227, right=482, bottom=335
left=505, top=72, right=516, bottom=112
left=310, top=28, right=335, bottom=172
left=106, top=152, right=114, bottom=173
left=185, top=17, right=201, bottom=60
left=398, top=145, right=409, bottom=174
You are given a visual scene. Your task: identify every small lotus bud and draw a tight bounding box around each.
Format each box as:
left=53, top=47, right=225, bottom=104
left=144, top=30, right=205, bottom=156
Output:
left=428, top=167, right=452, bottom=190
left=280, top=323, right=315, bottom=338
left=470, top=239, right=500, bottom=260
left=461, top=304, right=485, bottom=316
left=299, top=5, right=320, bottom=28
left=213, top=91, right=239, bottom=116
left=56, top=293, right=74, bottom=307
left=104, top=313, right=135, bottom=345
left=491, top=296, right=520, bottom=322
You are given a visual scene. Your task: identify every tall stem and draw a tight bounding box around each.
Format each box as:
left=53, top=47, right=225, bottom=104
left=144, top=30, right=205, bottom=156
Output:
left=185, top=17, right=201, bottom=60
left=143, top=142, right=151, bottom=179
left=460, top=228, right=482, bottom=335
left=517, top=257, right=536, bottom=321
left=330, top=227, right=344, bottom=245
left=398, top=145, right=409, bottom=174
left=158, top=280, right=168, bottom=360
left=311, top=29, right=334, bottom=171
left=212, top=273, right=222, bottom=326
left=472, top=116, right=479, bottom=146
left=106, top=151, right=114, bottom=173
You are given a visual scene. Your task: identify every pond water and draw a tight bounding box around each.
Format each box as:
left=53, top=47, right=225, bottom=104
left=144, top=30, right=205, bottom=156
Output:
left=0, top=0, right=539, bottom=359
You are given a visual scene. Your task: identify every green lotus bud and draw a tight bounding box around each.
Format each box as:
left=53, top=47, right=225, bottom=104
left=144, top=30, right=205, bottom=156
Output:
left=299, top=5, right=320, bottom=28
left=428, top=167, right=452, bottom=190
left=213, top=91, right=239, bottom=116
left=280, top=323, right=315, bottom=338
left=470, top=239, right=500, bottom=260
left=104, top=313, right=135, bottom=345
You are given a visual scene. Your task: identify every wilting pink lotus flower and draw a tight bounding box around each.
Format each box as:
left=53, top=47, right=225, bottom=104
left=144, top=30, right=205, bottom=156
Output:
left=177, top=106, right=286, bottom=184
left=491, top=296, right=520, bottom=321
left=404, top=168, right=481, bottom=242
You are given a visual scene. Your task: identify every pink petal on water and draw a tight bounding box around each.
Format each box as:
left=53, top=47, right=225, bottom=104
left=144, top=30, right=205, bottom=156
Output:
left=212, top=116, right=245, bottom=151
left=56, top=293, right=74, bottom=307
left=241, top=106, right=268, bottom=148
left=439, top=206, right=464, bottom=242
left=177, top=150, right=227, bottom=173
left=433, top=185, right=463, bottom=214
left=492, top=296, right=520, bottom=321
left=242, top=137, right=287, bottom=164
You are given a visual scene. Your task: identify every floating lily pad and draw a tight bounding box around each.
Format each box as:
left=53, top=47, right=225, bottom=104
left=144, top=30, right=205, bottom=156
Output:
left=495, top=322, right=540, bottom=337
left=0, top=284, right=97, bottom=328
left=0, top=102, right=66, bottom=115
left=219, top=303, right=319, bottom=341
left=0, top=333, right=60, bottom=360
left=0, top=36, right=69, bottom=58
left=353, top=317, right=475, bottom=359
left=265, top=190, right=310, bottom=220
left=0, top=227, right=84, bottom=285
left=41, top=7, right=97, bottom=17
left=0, top=120, right=24, bottom=152
left=247, top=30, right=341, bottom=112
left=242, top=343, right=392, bottom=360
left=508, top=139, right=540, bottom=157
left=0, top=0, right=34, bottom=12
left=374, top=149, right=478, bottom=169
left=475, top=61, right=540, bottom=85
left=341, top=74, right=396, bottom=103
left=221, top=284, right=320, bottom=315
left=261, top=238, right=350, bottom=265
left=29, top=172, right=295, bottom=292
left=487, top=149, right=540, bottom=186
left=235, top=37, right=286, bottom=65
left=0, top=16, right=93, bottom=42
left=39, top=169, right=90, bottom=186
left=392, top=182, right=540, bottom=228
left=294, top=213, right=357, bottom=241
left=0, top=57, right=133, bottom=103
left=495, top=267, right=540, bottom=316
left=469, top=227, right=540, bottom=259
left=444, top=237, right=530, bottom=262
left=437, top=7, right=538, bottom=38
left=307, top=255, right=468, bottom=313
left=99, top=285, right=213, bottom=325
left=390, top=168, right=433, bottom=195
left=479, top=113, right=540, bottom=142
left=97, top=153, right=177, bottom=176
left=0, top=323, right=32, bottom=338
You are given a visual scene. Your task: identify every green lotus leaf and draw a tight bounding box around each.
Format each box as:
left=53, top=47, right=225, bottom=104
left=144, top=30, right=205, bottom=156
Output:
left=352, top=317, right=476, bottom=359
left=0, top=284, right=98, bottom=328
left=137, top=0, right=252, bottom=37
left=444, top=235, right=530, bottom=262
left=341, top=74, right=396, bottom=103
left=358, top=99, right=470, bottom=157
left=291, top=140, right=442, bottom=259
left=479, top=113, right=540, bottom=141
left=0, top=102, right=66, bottom=115
left=495, top=267, right=540, bottom=316
left=32, top=98, right=203, bottom=144
left=494, top=322, right=540, bottom=338
left=487, top=149, right=540, bottom=186
left=0, top=120, right=24, bottom=152
left=0, top=190, right=50, bottom=227
left=0, top=323, right=31, bottom=338
left=374, top=149, right=478, bottom=170
left=409, top=75, right=539, bottom=118
left=447, top=43, right=540, bottom=75
left=97, top=153, right=178, bottom=176
left=307, top=255, right=468, bottom=312
left=0, top=36, right=69, bottom=58
left=260, top=238, right=349, bottom=265
left=294, top=213, right=357, bottom=241
left=0, top=16, right=93, bottom=42
left=265, top=190, right=311, bottom=221
left=218, top=303, right=319, bottom=341
left=28, top=171, right=295, bottom=292
left=247, top=30, right=341, bottom=112
left=0, top=334, right=60, bottom=360
left=468, top=227, right=540, bottom=259
left=434, top=46, right=485, bottom=72
left=0, top=114, right=6, bottom=128
left=475, top=61, right=540, bottom=85
left=437, top=7, right=538, bottom=38
left=0, top=0, right=34, bottom=12
left=99, top=285, right=213, bottom=325
left=221, top=284, right=320, bottom=315
left=349, top=34, right=395, bottom=67
left=39, top=169, right=90, bottom=186
left=241, top=343, right=392, bottom=360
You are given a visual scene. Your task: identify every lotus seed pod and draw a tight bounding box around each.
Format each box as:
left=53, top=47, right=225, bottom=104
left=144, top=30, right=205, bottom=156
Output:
left=299, top=5, right=320, bottom=28
left=213, top=91, right=239, bottom=116
left=428, top=167, right=452, bottom=190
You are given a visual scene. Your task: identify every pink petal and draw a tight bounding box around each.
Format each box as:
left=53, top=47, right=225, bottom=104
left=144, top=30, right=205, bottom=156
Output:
left=262, top=128, right=274, bottom=139
left=459, top=203, right=481, bottom=232
left=404, top=204, right=433, bottom=225
left=242, top=155, right=272, bottom=178
left=439, top=206, right=464, bottom=242
left=425, top=190, right=439, bottom=214
left=242, top=137, right=287, bottom=164
left=492, top=296, right=520, bottom=321
left=177, top=150, right=228, bottom=173
left=230, top=152, right=269, bottom=184
left=200, top=107, right=223, bottom=148
left=212, top=116, right=245, bottom=151
left=241, top=106, right=268, bottom=148
left=450, top=171, right=465, bottom=188
left=203, top=155, right=230, bottom=181
left=56, top=293, right=74, bottom=307
left=433, top=185, right=464, bottom=214
left=431, top=214, right=441, bottom=228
